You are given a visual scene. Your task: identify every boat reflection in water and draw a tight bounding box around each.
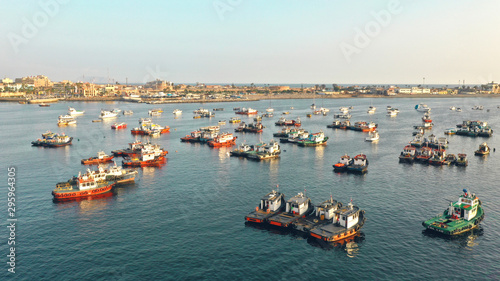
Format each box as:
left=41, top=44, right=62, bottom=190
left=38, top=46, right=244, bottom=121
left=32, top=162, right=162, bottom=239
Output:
left=422, top=226, right=483, bottom=248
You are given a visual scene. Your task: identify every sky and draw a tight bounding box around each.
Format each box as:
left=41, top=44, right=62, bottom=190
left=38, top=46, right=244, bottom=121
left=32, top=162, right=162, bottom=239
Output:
left=1, top=0, right=500, bottom=85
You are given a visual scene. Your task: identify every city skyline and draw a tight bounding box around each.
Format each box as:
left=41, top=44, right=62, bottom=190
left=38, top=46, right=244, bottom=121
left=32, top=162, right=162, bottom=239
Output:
left=2, top=0, right=500, bottom=84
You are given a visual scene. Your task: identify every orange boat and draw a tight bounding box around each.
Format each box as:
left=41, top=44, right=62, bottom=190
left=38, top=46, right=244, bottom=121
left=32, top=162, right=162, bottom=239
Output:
left=309, top=200, right=366, bottom=242
left=81, top=151, right=114, bottom=165
left=130, top=118, right=170, bottom=136
left=207, top=133, right=237, bottom=147
left=122, top=153, right=166, bottom=167
left=52, top=167, right=115, bottom=200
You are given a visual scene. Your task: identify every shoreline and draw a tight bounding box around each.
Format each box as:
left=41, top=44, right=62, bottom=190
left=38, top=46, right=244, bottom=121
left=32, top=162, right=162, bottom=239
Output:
left=1, top=93, right=499, bottom=104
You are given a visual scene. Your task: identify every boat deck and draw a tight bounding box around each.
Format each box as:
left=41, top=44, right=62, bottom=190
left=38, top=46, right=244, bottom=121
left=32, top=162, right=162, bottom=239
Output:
left=245, top=210, right=279, bottom=223
left=268, top=212, right=302, bottom=227
left=293, top=216, right=330, bottom=233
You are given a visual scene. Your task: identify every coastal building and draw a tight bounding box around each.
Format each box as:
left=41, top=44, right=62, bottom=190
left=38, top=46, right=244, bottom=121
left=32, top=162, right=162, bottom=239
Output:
left=15, top=75, right=53, bottom=88
left=482, top=82, right=500, bottom=94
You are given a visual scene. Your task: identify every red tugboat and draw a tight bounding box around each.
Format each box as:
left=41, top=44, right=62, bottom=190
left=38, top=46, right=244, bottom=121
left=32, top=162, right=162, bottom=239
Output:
left=207, top=133, right=237, bottom=147
left=122, top=153, right=166, bottom=167
left=52, top=168, right=115, bottom=200
left=81, top=151, right=114, bottom=165
left=429, top=148, right=447, bottom=165
left=415, top=146, right=433, bottom=163
left=111, top=141, right=143, bottom=157
left=111, top=122, right=127, bottom=130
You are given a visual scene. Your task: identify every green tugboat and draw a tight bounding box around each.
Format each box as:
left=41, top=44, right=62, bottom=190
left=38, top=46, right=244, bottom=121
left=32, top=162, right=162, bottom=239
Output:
left=422, top=189, right=484, bottom=235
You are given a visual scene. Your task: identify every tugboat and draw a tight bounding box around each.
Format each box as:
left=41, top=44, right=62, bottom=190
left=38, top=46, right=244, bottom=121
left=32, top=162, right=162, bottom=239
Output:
left=292, top=196, right=343, bottom=233
left=122, top=152, right=166, bottom=167
left=422, top=189, right=484, bottom=236
left=415, top=146, right=433, bottom=164
left=207, top=133, right=237, bottom=147
left=297, top=131, right=328, bottom=146
left=131, top=118, right=170, bottom=136
left=52, top=170, right=115, bottom=200
left=455, top=153, right=468, bottom=166
left=399, top=145, right=416, bottom=164
left=444, top=154, right=457, bottom=165
left=230, top=143, right=255, bottom=157
left=180, top=131, right=202, bottom=143
left=235, top=108, right=258, bottom=115
left=474, top=142, right=490, bottom=156
left=81, top=151, right=114, bottom=165
left=333, top=154, right=353, bottom=172
left=310, top=199, right=366, bottom=243
left=267, top=192, right=314, bottom=228
left=245, top=189, right=285, bottom=223
left=347, top=154, right=369, bottom=174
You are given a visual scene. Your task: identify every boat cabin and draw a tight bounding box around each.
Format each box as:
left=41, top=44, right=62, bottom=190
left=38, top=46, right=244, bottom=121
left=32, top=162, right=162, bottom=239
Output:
left=448, top=190, right=479, bottom=221
left=352, top=154, right=368, bottom=166
left=315, top=198, right=340, bottom=220
left=285, top=193, right=311, bottom=216
left=333, top=201, right=361, bottom=229
left=259, top=190, right=284, bottom=212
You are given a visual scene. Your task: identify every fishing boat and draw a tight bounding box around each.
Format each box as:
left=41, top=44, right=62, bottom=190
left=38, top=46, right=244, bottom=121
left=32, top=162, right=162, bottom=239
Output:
left=387, top=108, right=399, bottom=117
left=280, top=130, right=309, bottom=144
left=112, top=141, right=167, bottom=158
left=68, top=107, right=85, bottom=116
left=81, top=151, right=114, bottom=165
left=327, top=120, right=342, bottom=129
left=173, top=109, right=182, bottom=115
left=149, top=109, right=163, bottom=116
left=235, top=107, right=258, bottom=115
left=350, top=121, right=377, bottom=132
left=247, top=140, right=281, bottom=160
left=292, top=197, right=342, bottom=233
left=180, top=131, right=202, bottom=143
left=230, top=143, right=255, bottom=157
left=399, top=145, right=416, bottom=163
left=275, top=117, right=300, bottom=127
left=267, top=192, right=314, bottom=228
left=131, top=118, right=170, bottom=136
left=254, top=115, right=262, bottom=122
left=207, top=133, right=237, bottom=147
left=347, top=154, right=368, bottom=173
left=122, top=152, right=167, bottom=167
left=245, top=190, right=285, bottom=223
left=111, top=122, right=127, bottom=130
left=333, top=154, right=353, bottom=172
left=297, top=131, right=328, bottom=146
left=111, top=141, right=144, bottom=156
left=474, top=142, right=490, bottom=156
left=444, top=128, right=456, bottom=135
left=415, top=103, right=431, bottom=112
left=415, top=147, right=433, bottom=163
left=229, top=117, right=241, bottom=123
left=410, top=134, right=425, bottom=147
left=333, top=113, right=351, bottom=119
left=57, top=116, right=76, bottom=126
left=428, top=149, right=446, bottom=165
left=218, top=120, right=226, bottom=125
left=39, top=103, right=50, bottom=107
left=213, top=108, right=224, bottom=111
left=310, top=199, right=366, bottom=243
left=123, top=110, right=134, bottom=115
left=444, top=154, right=457, bottom=165
left=422, top=112, right=432, bottom=123
left=52, top=170, right=115, bottom=200
left=422, top=189, right=484, bottom=236
left=450, top=106, right=456, bottom=111
left=367, top=106, right=376, bottom=114
left=455, top=153, right=468, bottom=166
left=456, top=108, right=462, bottom=112
left=365, top=130, right=379, bottom=142
left=32, top=132, right=73, bottom=147
left=273, top=127, right=295, bottom=138
left=99, top=110, right=118, bottom=119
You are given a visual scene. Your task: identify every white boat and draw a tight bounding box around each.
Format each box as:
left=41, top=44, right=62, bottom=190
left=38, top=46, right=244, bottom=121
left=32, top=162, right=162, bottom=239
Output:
left=450, top=106, right=456, bottom=111
left=68, top=107, right=85, bottom=116
left=415, top=104, right=431, bottom=112
left=387, top=108, right=399, bottom=117
left=149, top=109, right=162, bottom=116
left=339, top=107, right=350, bottom=114
left=58, top=114, right=74, bottom=120
left=58, top=116, right=76, bottom=126
left=100, top=110, right=118, bottom=119
left=365, top=130, right=379, bottom=142
left=123, top=110, right=133, bottom=115
left=173, top=109, right=182, bottom=115
left=367, top=106, right=376, bottom=114
left=319, top=107, right=330, bottom=113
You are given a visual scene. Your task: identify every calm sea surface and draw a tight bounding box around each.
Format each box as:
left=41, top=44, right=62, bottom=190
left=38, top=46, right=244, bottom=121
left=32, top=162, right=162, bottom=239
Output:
left=1, top=97, right=500, bottom=280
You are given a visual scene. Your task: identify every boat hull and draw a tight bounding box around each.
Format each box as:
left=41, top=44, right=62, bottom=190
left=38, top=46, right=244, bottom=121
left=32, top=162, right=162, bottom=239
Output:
left=422, top=207, right=484, bottom=236
left=81, top=156, right=114, bottom=165
left=52, top=182, right=114, bottom=200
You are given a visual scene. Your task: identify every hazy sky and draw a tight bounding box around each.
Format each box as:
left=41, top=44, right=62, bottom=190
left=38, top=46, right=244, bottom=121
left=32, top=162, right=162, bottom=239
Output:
left=1, top=0, right=499, bottom=84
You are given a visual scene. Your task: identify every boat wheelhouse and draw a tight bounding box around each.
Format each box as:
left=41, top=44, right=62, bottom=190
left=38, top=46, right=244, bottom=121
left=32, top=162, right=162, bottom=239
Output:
left=474, top=142, right=490, bottom=156
left=455, top=153, right=468, bottom=166
left=267, top=192, right=313, bottom=228
left=245, top=190, right=285, bottom=223
left=297, top=131, right=328, bottom=146
left=293, top=197, right=342, bottom=233
left=429, top=149, right=446, bottom=166
left=422, top=189, right=484, bottom=236
left=333, top=154, right=353, bottom=172
left=415, top=146, right=433, bottom=163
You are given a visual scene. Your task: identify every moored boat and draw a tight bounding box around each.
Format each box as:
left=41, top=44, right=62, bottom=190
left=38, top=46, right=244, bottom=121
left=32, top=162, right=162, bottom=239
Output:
left=32, top=132, right=73, bottom=147
left=422, top=189, right=484, bottom=236
left=229, top=117, right=241, bottom=123
left=347, top=154, right=368, bottom=173
left=310, top=199, right=366, bottom=243
left=131, top=118, right=170, bottom=136
left=415, top=103, right=431, bottom=112
left=365, top=130, right=379, bottom=142
left=207, top=133, right=237, bottom=147
left=333, top=154, right=353, bottom=172
left=235, top=107, right=258, bottom=115
left=99, top=110, right=118, bottom=119
left=292, top=196, right=342, bottom=233
left=267, top=192, right=314, bottom=228
left=111, top=122, right=127, bottom=130
left=245, top=189, right=285, bottom=223
left=455, top=153, right=468, bottom=166
left=474, top=142, right=490, bottom=156
left=247, top=140, right=281, bottom=160
left=429, top=148, right=446, bottom=165
left=415, top=146, right=433, bottom=164
left=68, top=107, right=85, bottom=116
left=173, top=109, right=182, bottom=115
left=81, top=151, right=114, bottom=165
left=297, top=131, right=328, bottom=147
